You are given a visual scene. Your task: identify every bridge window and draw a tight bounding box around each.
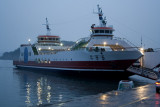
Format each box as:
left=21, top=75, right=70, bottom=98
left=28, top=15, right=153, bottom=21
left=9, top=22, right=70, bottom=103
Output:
left=100, top=30, right=104, bottom=33
left=110, top=30, right=112, bottom=34
left=95, top=30, right=100, bottom=33
left=105, top=30, right=109, bottom=33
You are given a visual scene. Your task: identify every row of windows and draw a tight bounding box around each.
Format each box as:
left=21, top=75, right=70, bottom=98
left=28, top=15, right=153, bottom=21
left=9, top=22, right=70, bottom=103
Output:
left=35, top=58, right=73, bottom=63
left=38, top=38, right=59, bottom=41
left=35, top=55, right=106, bottom=62
left=36, top=59, right=51, bottom=64
left=94, top=30, right=112, bottom=34
left=37, top=44, right=60, bottom=46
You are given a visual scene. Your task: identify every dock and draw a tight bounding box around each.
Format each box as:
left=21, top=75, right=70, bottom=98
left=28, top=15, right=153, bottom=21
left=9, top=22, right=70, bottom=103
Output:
left=50, top=84, right=160, bottom=107
left=47, top=67, right=160, bottom=107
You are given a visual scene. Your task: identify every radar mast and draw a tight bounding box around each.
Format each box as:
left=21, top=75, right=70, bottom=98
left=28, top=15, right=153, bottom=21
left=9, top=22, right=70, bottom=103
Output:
left=43, top=18, right=51, bottom=35
left=94, top=5, right=107, bottom=27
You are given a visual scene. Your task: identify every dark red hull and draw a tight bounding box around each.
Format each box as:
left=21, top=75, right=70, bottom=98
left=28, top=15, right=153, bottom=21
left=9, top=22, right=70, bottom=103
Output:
left=13, top=60, right=136, bottom=71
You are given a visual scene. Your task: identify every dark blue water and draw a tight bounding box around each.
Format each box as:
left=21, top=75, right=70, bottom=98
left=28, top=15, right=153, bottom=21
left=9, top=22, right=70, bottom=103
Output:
left=0, top=60, right=121, bottom=107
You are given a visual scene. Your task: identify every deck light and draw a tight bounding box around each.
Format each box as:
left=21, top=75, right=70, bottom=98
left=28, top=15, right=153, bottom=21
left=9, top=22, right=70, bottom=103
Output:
left=60, top=43, right=63, bottom=46
left=103, top=42, right=107, bottom=46
left=38, top=48, right=41, bottom=51
left=140, top=48, right=144, bottom=51
left=140, top=48, right=144, bottom=55
left=28, top=38, right=31, bottom=44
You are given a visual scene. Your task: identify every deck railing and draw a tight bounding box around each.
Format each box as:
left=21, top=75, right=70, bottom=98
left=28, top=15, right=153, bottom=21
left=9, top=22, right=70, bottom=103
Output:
left=113, top=37, right=139, bottom=50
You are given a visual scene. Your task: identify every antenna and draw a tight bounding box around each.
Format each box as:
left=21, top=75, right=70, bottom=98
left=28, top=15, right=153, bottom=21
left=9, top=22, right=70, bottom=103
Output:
left=141, top=36, right=142, bottom=47
left=93, top=5, right=107, bottom=27
left=42, top=18, right=51, bottom=35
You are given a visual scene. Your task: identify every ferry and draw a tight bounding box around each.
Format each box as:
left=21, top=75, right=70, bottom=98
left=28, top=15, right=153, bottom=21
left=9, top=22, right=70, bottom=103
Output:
left=13, top=5, right=142, bottom=72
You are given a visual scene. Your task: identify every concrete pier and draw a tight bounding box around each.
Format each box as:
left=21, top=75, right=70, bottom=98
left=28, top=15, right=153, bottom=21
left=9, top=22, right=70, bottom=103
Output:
left=50, top=83, right=160, bottom=107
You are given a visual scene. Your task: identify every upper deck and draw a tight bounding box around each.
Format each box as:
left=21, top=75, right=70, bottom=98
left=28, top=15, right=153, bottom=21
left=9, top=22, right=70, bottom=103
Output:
left=91, top=27, right=114, bottom=37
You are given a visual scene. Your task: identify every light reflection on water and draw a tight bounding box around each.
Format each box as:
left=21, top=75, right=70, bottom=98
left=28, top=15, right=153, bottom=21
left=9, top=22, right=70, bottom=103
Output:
left=24, top=77, right=52, bottom=106
left=2, top=60, right=160, bottom=107
left=0, top=60, right=120, bottom=106
left=14, top=70, right=119, bottom=106
left=2, top=60, right=157, bottom=107
left=16, top=72, right=57, bottom=106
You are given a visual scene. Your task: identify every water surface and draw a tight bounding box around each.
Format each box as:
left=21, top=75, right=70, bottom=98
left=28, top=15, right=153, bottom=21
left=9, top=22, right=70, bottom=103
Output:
left=0, top=60, right=121, bottom=107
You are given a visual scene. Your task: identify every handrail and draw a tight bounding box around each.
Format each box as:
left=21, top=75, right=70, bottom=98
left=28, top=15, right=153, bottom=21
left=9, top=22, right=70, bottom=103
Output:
left=71, top=46, right=139, bottom=52
left=113, top=37, right=139, bottom=49
left=71, top=37, right=90, bottom=50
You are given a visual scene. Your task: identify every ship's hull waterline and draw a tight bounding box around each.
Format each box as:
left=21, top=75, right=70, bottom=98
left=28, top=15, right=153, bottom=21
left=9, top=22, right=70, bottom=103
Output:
left=13, top=50, right=142, bottom=72
left=14, top=59, right=136, bottom=72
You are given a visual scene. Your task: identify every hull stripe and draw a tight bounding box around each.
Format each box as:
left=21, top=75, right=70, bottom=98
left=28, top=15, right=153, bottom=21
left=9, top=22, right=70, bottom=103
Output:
left=13, top=60, right=136, bottom=71
left=16, top=65, right=124, bottom=72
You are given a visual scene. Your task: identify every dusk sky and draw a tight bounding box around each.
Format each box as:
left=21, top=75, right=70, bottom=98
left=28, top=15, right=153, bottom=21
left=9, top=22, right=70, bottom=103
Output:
left=0, top=0, right=160, bottom=52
